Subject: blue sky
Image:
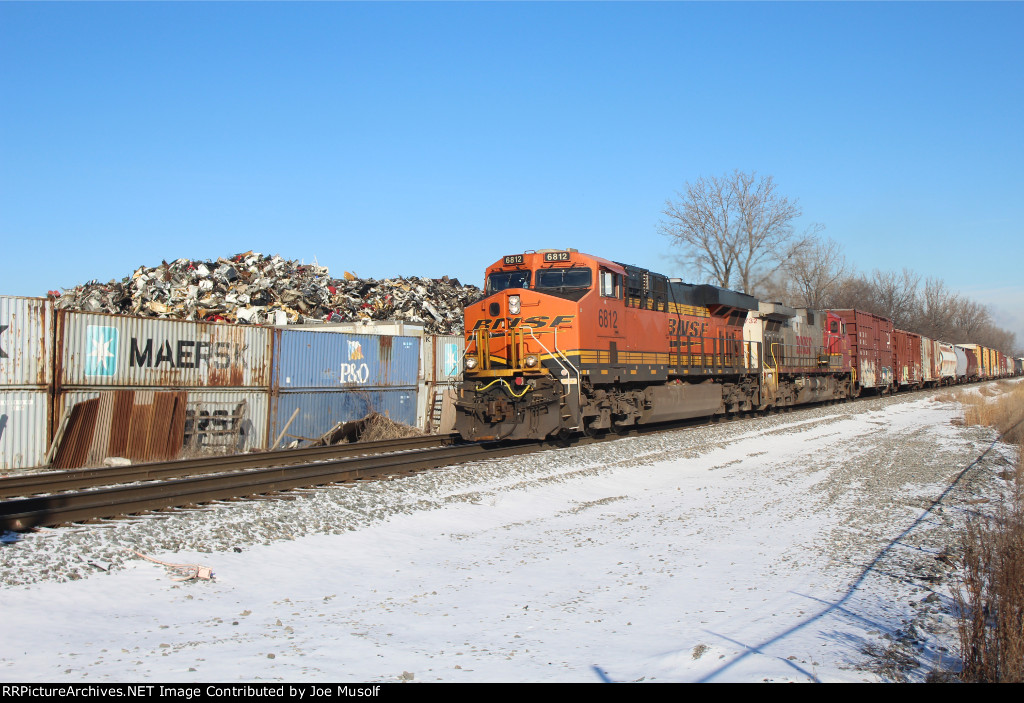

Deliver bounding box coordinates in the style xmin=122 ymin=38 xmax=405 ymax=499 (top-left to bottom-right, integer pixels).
xmin=2 ymin=2 xmax=1022 ymax=343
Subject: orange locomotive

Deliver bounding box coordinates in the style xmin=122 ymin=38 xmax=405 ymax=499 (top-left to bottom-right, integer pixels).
xmin=456 ymin=249 xmax=769 ymax=441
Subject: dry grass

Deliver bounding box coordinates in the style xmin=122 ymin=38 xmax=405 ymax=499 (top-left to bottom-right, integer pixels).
xmin=958 ymin=381 xmax=1024 ymax=446
xmin=949 ymin=380 xmax=1024 ymax=682
xmin=953 ymin=453 xmax=1024 ymax=682
xmin=357 ymin=412 xmax=423 ymax=442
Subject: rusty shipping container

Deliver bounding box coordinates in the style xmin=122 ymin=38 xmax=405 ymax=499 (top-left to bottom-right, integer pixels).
xmin=0 ymin=295 xmax=53 ymax=388
xmin=0 ymin=389 xmax=50 ymax=470
xmin=57 ymin=310 xmax=271 ymax=389
xmin=272 ymin=330 xmax=419 ymax=390
xmin=54 ymin=389 xmax=269 ymax=468
xmin=831 ymin=309 xmax=893 ymax=392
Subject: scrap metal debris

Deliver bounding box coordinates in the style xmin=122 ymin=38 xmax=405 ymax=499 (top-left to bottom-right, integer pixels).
xmin=52 ymin=251 xmax=481 ymax=334
xmin=131 ymin=549 xmax=215 ymax=581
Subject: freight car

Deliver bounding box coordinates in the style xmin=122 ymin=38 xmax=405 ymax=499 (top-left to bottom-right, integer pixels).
xmin=455 ymin=250 xmax=852 ymax=441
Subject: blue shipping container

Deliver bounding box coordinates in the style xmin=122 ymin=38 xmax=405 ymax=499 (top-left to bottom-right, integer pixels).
xmin=271 ymin=389 xmax=418 ymax=447
xmin=272 ymin=331 xmax=420 ymax=390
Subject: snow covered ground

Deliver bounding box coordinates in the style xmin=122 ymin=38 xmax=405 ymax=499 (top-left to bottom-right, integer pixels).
xmin=0 ymin=387 xmax=1019 ymax=683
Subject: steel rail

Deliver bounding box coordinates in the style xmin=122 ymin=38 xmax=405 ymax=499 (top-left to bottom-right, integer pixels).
xmin=0 ymin=440 xmax=555 ymax=532
xmin=0 ymin=434 xmax=458 ymax=499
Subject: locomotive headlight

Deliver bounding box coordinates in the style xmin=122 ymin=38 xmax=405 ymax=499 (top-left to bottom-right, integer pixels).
xmin=508 ymin=295 xmax=521 ymax=315
xmin=465 ymin=357 xmax=478 ymax=370
xmin=524 ymin=354 xmax=538 ymax=368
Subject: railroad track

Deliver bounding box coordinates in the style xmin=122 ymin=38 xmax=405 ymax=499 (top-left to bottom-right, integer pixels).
xmin=0 ymin=433 xmax=458 ymax=499
xmin=0 ymin=436 xmax=546 ymax=532
xmin=0 ymin=381 xmax=998 ymax=533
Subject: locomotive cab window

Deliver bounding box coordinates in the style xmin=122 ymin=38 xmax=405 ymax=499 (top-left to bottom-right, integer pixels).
xmin=535 ymin=267 xmax=592 ymax=291
xmin=486 ymin=270 xmax=531 ymax=294
xmin=599 ymin=270 xmax=621 ymax=298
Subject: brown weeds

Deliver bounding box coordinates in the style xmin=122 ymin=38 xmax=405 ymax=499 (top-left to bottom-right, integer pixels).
xmin=953 ymin=453 xmax=1024 ymax=682
xmin=357 ymin=412 xmax=424 ymax=442
xmin=951 ymin=379 xmax=1024 ymax=681
xmin=957 ymin=381 xmax=1024 ymax=446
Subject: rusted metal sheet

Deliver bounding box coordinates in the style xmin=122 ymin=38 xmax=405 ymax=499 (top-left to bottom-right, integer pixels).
xmin=0 ymin=296 xmax=52 ymax=388
xmin=272 ymin=330 xmax=420 ymax=390
xmin=57 ymin=310 xmax=271 ymax=389
xmin=0 ymin=389 xmax=50 ymax=471
xmin=270 ymin=388 xmax=417 ymax=448
xmin=56 ymin=389 xmax=269 ymax=468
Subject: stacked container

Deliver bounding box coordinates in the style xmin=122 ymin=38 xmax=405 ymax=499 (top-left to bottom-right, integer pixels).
xmin=54 ymin=310 xmax=272 ymax=466
xmin=270 ymin=330 xmax=420 ymax=447
xmin=0 ymin=296 xmax=53 ymax=470
xmin=418 ymin=334 xmax=465 ymax=434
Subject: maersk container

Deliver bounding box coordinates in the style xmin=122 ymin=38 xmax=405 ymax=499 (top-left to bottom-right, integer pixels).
xmin=422 ymin=334 xmax=465 ymax=383
xmin=270 ymin=388 xmax=417 ymax=448
xmin=272 ymin=330 xmax=419 ymax=390
xmin=56 ymin=388 xmax=269 ymax=467
xmin=0 ymin=296 xmax=52 ymax=388
xmin=57 ymin=310 xmax=271 ymax=389
xmin=0 ymin=389 xmax=50 ymax=470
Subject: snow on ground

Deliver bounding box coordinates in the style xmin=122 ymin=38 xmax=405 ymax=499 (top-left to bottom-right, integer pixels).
xmin=0 ymin=387 xmax=1019 ymax=682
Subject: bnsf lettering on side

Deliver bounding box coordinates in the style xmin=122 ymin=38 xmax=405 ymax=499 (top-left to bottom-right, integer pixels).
xmin=471 ymin=316 xmax=575 ymax=331
xmin=130 ymin=338 xmax=243 ymax=369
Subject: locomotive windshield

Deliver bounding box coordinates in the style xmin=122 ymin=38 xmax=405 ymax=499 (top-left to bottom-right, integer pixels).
xmin=487 ymin=270 xmax=531 ymax=293
xmin=535 ymin=267 xmax=592 ymax=291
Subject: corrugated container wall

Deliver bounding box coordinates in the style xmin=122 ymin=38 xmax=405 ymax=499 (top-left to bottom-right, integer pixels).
xmin=57 ymin=311 xmax=271 ymax=389
xmin=423 ymin=334 xmax=466 ymax=384
xmin=55 ymin=389 xmax=269 ymax=467
xmin=0 ymin=296 xmax=53 ymax=387
xmin=0 ymin=389 xmax=50 ymax=469
xmin=271 ymin=389 xmax=417 ymax=449
xmin=272 ymin=330 xmax=419 ymax=390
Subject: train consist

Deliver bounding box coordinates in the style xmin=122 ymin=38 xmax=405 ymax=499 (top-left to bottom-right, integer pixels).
xmin=454 ymin=249 xmax=1021 ymax=441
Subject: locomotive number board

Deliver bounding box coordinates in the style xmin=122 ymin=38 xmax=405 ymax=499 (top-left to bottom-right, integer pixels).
xmin=503 ymin=255 xmax=525 ymax=265
xmin=543 ymin=252 xmax=571 ymax=262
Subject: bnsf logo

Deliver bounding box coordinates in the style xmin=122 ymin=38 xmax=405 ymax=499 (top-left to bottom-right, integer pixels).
xmin=471 ymin=315 xmax=575 ymax=331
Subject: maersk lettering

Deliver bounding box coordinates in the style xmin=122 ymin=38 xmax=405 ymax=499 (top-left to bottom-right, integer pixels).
xmin=471 ymin=316 xmax=575 ymax=331
xmin=130 ymin=338 xmax=241 ymax=369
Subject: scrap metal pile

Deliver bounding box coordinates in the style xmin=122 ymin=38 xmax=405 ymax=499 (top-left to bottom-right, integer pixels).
xmin=52 ymin=251 xmax=482 ymax=334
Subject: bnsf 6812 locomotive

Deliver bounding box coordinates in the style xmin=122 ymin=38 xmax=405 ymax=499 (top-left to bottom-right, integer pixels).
xmin=454 ymin=249 xmax=854 ymax=441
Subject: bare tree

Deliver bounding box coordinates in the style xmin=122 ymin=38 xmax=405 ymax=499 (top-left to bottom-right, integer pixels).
xmin=912 ymin=277 xmax=961 ymax=340
xmin=866 ymin=268 xmax=921 ymax=329
xmin=949 ymin=298 xmax=993 ymax=342
xmin=660 ymin=170 xmax=810 ymax=294
xmin=780 ymin=230 xmax=847 ymax=309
